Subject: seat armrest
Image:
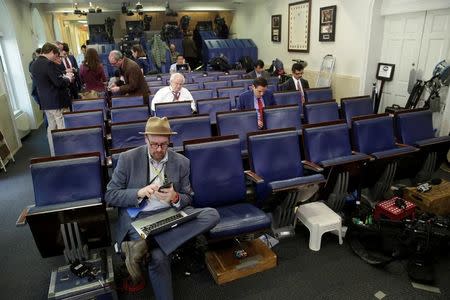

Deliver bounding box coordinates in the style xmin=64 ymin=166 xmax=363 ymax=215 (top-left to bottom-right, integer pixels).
xmin=395 ymin=142 xmax=410 ymax=148
xmin=269 ymin=174 xmax=326 ymax=193
xmin=302 ymin=160 xmax=324 ymax=172
xmin=106 ymin=156 xmax=112 ymax=167
xmin=244 ymin=170 xmax=264 ymax=184
xmin=16 ymin=205 xmax=34 ymax=227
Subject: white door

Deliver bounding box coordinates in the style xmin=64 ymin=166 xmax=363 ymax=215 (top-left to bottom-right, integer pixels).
xmin=379 ymin=12 xmax=426 ymax=110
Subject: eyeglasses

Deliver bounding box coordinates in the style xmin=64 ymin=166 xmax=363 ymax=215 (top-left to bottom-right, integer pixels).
xmin=149 ymin=142 xmax=169 ymax=149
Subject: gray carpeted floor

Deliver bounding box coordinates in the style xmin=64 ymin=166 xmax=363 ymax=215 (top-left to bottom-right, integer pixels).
xmin=0 ymin=125 xmax=449 ymax=300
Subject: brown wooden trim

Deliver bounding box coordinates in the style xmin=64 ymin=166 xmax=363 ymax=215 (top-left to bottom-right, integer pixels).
xmin=244 ymin=170 xmax=264 ymax=184
xmin=16 ymin=205 xmax=33 ymax=226
xmin=63 ymin=109 xmax=103 ymax=115
xmin=301 ymin=119 xmax=346 ymax=130
xmin=52 ymin=125 xmax=102 ymax=134
xmin=110 ymin=120 xmax=148 ymax=126
xmin=301 ymin=160 xmax=324 ymax=172
xmin=351 ymin=112 xmax=389 ymax=123
xmin=392 ymin=108 xmax=428 ymax=116
xmin=183 ymin=135 xmax=239 ymax=148
xmin=30 ymin=152 xmax=100 ymax=164
xmin=167 ymin=114 xmax=209 ymax=120
xmin=304 ymin=99 xmax=336 ymax=106
xmin=340 ymin=95 xmax=371 ymax=101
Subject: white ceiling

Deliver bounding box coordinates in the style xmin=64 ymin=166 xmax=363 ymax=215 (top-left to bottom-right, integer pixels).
xmin=28 ymin=0 xmax=249 ymax=12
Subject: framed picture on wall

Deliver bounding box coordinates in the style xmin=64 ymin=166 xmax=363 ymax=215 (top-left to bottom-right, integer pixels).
xmin=288 ymin=0 xmax=311 ymax=52
xmin=271 ymin=15 xmax=282 ymax=42
xmin=319 ymin=5 xmax=337 ymax=42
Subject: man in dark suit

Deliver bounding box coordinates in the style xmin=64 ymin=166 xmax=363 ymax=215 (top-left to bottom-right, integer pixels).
xmin=105 ymin=117 xmax=219 ymax=300
xmin=108 ymin=50 xmax=149 ymax=103
xmin=31 ymin=42 xmax=73 ymax=155
xmin=281 ymin=63 xmax=310 ymax=103
xmin=238 ymin=77 xmax=275 ymax=129
xmin=59 ymin=42 xmax=81 ymax=99
xmin=244 ymin=59 xmax=270 ymax=79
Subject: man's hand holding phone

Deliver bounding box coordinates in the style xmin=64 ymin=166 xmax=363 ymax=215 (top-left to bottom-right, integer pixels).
xmin=137 ymin=183 xmax=159 ymax=199
xmin=154 ymin=182 xmax=176 ymax=204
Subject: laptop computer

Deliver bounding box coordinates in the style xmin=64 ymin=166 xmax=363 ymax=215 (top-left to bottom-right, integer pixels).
xmin=176 ymin=63 xmax=189 ymax=72
xmin=131 ymin=208 xmax=200 ymax=239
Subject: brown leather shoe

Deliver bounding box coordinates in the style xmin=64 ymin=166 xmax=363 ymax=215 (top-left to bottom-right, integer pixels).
xmin=121 ymin=240 xmax=148 ymax=283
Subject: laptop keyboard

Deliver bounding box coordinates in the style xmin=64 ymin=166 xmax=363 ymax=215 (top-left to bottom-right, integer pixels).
xmin=141 ymin=213 xmax=184 ymax=235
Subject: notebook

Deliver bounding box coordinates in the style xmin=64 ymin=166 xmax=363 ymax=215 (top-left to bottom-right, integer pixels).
xmin=131 ymin=208 xmax=200 ymax=239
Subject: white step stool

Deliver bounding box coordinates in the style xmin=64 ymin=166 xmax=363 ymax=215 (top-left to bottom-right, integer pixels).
xmin=296 ymin=201 xmax=343 ymax=251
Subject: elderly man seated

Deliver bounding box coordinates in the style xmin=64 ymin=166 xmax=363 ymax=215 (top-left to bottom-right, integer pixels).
xmin=151 ymin=73 xmax=196 ymax=113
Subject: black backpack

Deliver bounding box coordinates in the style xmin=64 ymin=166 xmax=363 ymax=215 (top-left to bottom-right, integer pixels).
xmin=239 ymin=56 xmax=254 ymax=73
xmin=209 ymin=55 xmax=231 ymax=72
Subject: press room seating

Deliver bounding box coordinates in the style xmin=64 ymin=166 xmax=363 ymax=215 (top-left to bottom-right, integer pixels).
xmin=168 ymin=115 xmax=212 ymax=152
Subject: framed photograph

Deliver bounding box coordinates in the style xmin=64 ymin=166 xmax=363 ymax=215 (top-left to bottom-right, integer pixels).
xmin=319 ymin=5 xmax=337 ymax=42
xmin=376 ymin=63 xmax=395 ymax=81
xmin=271 ymin=15 xmax=282 ymax=43
xmin=288 ymin=0 xmax=311 ymax=52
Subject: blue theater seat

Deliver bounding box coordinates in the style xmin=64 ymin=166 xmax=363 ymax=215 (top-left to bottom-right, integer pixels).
xmin=197 ymin=98 xmax=231 ymax=124
xmin=190 ymin=89 xmax=214 ymax=100
xmin=110 ymin=120 xmax=146 ymax=149
xmin=305 ymin=87 xmax=333 ymax=103
xmin=394 ymin=109 xmax=450 ymax=182
xmin=341 ymin=95 xmax=373 ymax=127
xmin=63 ymin=110 xmax=104 ymax=133
xmin=217 ymin=86 xmax=246 ymax=108
xmin=203 ymin=80 xmax=230 ymax=95
xmin=229 ymin=70 xmax=246 ymax=75
xmin=183 ymin=83 xmax=201 ymax=91
xmin=110 ymin=147 xmax=135 ymax=170
xmin=192 ymin=75 xmax=218 ymax=84
xmin=149 ymin=85 xmax=166 ymax=95
xmin=264 ymin=105 xmax=302 ymax=130
xmin=273 ymin=91 xmax=302 ymax=106
xmin=155 ymin=101 xmax=193 ymax=118
xmin=232 ymin=78 xmax=253 ymax=88
xmin=218 ymin=74 xmax=240 ymax=81
xmin=184 ymin=136 xmax=271 ymax=239
xmin=168 ymin=115 xmax=212 ymax=152
xmin=267 ymin=77 xmax=279 ymax=86
xmin=52 ymin=126 xmax=106 ymax=163
xmin=110 ymin=105 xmax=149 ymax=123
xmin=304 ymin=100 xmax=340 ymax=124
xmin=302 ymin=121 xmax=371 ymax=211
xmin=147 ymin=81 xmax=165 ymax=87
xmin=352 ymin=114 xmax=419 ymax=201
xmin=72 ymin=99 xmax=105 ymax=112
xmin=111 ymin=95 xmax=145 ymax=108
xmin=216 ymin=110 xmax=258 ymax=154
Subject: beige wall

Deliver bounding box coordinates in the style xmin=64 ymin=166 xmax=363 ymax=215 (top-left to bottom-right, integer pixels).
xmin=0 ymin=94 xmax=19 ymax=153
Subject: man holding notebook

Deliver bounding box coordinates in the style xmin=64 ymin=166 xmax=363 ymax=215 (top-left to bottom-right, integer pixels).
xmin=105 ymin=117 xmax=219 ymax=300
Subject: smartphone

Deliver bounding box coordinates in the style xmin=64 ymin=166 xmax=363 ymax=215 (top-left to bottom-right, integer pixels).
xmin=158 ymin=182 xmax=172 ymax=192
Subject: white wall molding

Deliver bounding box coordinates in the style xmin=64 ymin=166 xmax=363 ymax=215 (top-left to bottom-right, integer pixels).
xmin=381 ymin=0 xmax=450 ymax=16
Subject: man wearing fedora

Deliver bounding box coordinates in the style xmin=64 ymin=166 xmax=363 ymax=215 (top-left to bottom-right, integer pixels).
xmin=105 ymin=116 xmax=220 ymax=300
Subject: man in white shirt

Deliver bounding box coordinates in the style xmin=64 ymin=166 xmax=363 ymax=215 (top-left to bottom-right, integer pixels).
xmin=151 ymin=73 xmax=196 ymax=113
xmin=169 ymin=55 xmax=191 ymax=74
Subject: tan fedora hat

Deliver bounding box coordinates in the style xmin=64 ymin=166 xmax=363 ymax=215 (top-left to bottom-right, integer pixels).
xmin=139 ymin=117 xmax=177 ymax=135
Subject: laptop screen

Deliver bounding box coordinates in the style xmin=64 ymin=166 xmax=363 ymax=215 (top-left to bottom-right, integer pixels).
xmin=176 ymin=64 xmax=189 ymax=72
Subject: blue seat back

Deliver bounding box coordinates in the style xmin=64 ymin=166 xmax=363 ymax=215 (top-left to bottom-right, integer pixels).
xmin=111 ymin=105 xmax=149 ymax=123
xmin=267 ymin=84 xmax=277 ymax=93
xmin=169 ymin=115 xmax=212 ymax=149
xmin=190 ymin=89 xmax=214 ymax=100
xmin=248 ymin=130 xmax=304 ymax=203
xmin=110 ymin=121 xmax=146 ymax=149
xmin=217 ymin=87 xmax=246 ymax=108
xmin=232 ymin=78 xmax=253 ymax=87
xmin=149 ymin=85 xmax=166 ymax=95
xmin=218 ymin=74 xmax=240 ymax=81
xmin=52 ymin=127 xmax=105 ymax=162
xmin=217 ymin=110 xmax=258 ymax=152
xmin=155 ymin=101 xmax=192 ymax=118
xmin=203 ymin=80 xmax=230 ymax=95
xmin=184 ymin=137 xmax=246 ymax=207
xmin=197 ymin=98 xmax=231 ymax=124
xmin=304 ymin=101 xmax=340 ymax=124
xmin=267 ymin=77 xmax=279 ymax=86
xmin=183 ymin=83 xmax=200 ymax=91
xmin=395 ymin=110 xmax=434 ymax=145
xmin=352 ymin=115 xmax=396 ymax=154
xmin=111 ymin=95 xmax=144 ymax=108
xmin=264 ymin=105 xmax=302 ymax=130
xmin=229 ymin=70 xmax=246 ymax=75
xmin=303 ymin=123 xmax=352 ymax=164
xmin=147 ymin=81 xmax=164 ymax=87
xmin=305 ymin=88 xmax=333 ymax=103
xmin=192 ymin=75 xmax=217 ymax=84
xmin=64 ymin=110 xmax=104 ymax=131
xmin=31 ymin=154 xmax=102 ymax=207
xmin=341 ymin=96 xmax=373 ymax=126
xmin=273 ymin=91 xmax=302 ymax=106
xmin=72 ymin=99 xmax=105 ymax=112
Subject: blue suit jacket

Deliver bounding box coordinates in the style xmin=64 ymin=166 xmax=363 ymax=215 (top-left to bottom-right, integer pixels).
xmin=105 ymin=145 xmax=193 ymax=244
xmin=238 ymin=90 xmax=275 ymax=110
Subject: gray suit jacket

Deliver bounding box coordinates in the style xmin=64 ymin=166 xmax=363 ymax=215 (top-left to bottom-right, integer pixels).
xmin=244 ymin=70 xmax=271 ymax=80
xmin=105 ymin=145 xmax=193 ymax=243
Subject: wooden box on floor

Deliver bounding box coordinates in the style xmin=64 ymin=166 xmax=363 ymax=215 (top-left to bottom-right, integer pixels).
xmin=404 ymin=179 xmax=450 ymax=216
xmin=205 ymin=239 xmax=277 ymax=285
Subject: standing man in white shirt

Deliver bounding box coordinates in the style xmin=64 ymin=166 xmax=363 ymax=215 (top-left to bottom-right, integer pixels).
xmin=282 ymin=63 xmax=310 ymax=103
xmin=151 ymin=73 xmax=196 ymax=113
